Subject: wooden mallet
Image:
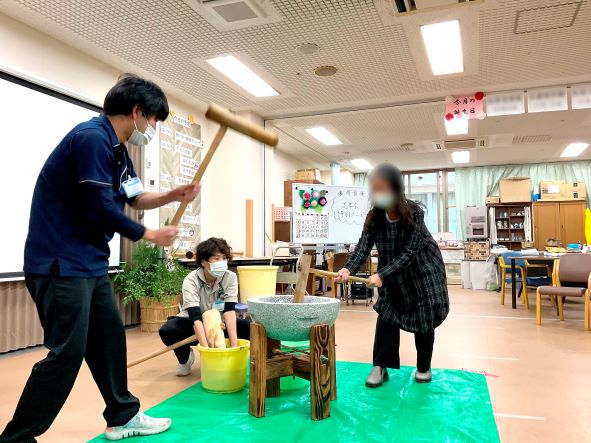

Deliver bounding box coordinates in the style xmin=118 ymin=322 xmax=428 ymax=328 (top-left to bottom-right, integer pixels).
xmin=292 ymin=256 xmax=372 ymax=303
xmin=127 ymin=105 xmax=278 ymax=369
xmin=169 ymin=103 xmax=279 ymax=226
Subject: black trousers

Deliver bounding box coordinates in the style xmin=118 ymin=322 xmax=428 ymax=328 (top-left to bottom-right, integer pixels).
xmin=0 ymin=273 xmax=139 ymax=443
xmin=373 ymin=316 xmax=435 ymax=373
xmin=159 ymin=316 xmax=251 ymax=364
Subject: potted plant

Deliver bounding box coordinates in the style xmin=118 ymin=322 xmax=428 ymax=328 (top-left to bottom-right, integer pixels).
xmin=114 ymin=241 xmax=188 ymax=332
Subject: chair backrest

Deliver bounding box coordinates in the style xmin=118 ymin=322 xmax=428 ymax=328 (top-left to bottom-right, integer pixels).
xmin=499 ymin=251 xmax=525 ymax=267
xmin=559 ymin=254 xmax=591 ymax=284
xmin=333 ymin=252 xmax=350 ymax=270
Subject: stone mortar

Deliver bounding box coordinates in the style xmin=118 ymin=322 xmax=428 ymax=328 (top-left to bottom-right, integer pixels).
xmin=247 ymin=295 xmax=340 ymax=341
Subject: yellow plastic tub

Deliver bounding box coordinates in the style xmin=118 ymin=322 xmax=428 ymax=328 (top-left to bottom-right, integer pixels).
xmin=197 ymin=339 xmax=250 ymax=393
xmin=237 ymin=266 xmax=278 ymax=303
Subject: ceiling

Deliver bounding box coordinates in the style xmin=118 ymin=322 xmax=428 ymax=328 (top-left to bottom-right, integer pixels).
xmin=268 ymin=102 xmax=591 ymax=170
xmin=2 ymin=0 xmax=591 ymax=171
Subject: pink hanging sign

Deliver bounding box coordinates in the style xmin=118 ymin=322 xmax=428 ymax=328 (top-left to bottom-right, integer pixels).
xmin=445 ymin=92 xmax=486 ymax=120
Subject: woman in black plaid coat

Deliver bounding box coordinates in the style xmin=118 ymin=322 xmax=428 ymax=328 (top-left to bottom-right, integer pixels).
xmin=336 ymin=163 xmax=449 ymax=386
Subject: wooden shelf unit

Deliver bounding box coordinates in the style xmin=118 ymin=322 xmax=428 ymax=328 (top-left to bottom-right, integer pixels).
xmin=486 ymin=202 xmax=532 ymax=251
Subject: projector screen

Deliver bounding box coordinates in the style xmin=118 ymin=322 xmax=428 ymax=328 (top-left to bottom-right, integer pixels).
xmin=0 ymin=75 xmax=120 ymax=277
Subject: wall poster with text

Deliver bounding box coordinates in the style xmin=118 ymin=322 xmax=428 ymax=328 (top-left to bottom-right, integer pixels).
xmin=159 ymin=111 xmax=203 ymax=256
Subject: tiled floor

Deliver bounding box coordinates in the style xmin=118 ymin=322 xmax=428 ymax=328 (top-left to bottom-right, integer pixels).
xmin=1 ymin=287 xmax=590 ymax=442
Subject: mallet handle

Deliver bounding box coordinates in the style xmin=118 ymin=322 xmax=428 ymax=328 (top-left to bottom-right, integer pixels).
xmin=170 ymin=125 xmax=227 ymax=226
xmin=206 ymin=103 xmax=278 ymax=147
xmin=127 ymin=334 xmax=197 ymax=368
xmin=309 ymin=269 xmax=372 ymax=285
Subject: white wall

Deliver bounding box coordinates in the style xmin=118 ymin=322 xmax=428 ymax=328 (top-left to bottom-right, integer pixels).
xmin=201 ymin=111 xmax=266 ymax=255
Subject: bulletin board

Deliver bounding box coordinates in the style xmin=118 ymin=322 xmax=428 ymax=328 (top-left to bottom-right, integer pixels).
xmin=159 ymin=111 xmax=203 ymax=254
xmin=291 ymin=184 xmax=370 ymax=244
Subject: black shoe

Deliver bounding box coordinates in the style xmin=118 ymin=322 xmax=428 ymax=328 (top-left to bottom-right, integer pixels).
xmin=365 ymin=366 xmax=389 ymax=388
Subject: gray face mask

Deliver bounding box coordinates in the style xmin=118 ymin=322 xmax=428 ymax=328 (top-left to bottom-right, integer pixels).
xmin=372 ymin=192 xmax=396 ymax=209
xmin=128 ymin=115 xmax=155 ymax=146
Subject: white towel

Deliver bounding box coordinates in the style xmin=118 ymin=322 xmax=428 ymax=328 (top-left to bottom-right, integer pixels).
xmin=489 ymin=207 xmax=498 ymax=244
xmin=524 ymin=207 xmax=532 ymax=242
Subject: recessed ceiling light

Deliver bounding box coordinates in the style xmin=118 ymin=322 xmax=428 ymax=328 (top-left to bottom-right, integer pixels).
xmin=314 ymin=66 xmax=338 ymax=77
xmin=206 ymin=55 xmax=279 ymax=97
xmin=420 ymin=20 xmax=464 ymax=75
xmin=451 ymin=150 xmax=470 ymax=164
xmin=351 ymin=158 xmax=373 ymax=171
xmin=561 ymin=142 xmax=589 ymax=158
xmin=445 ymin=117 xmax=468 ymax=136
xmin=305 ymin=127 xmax=342 ymax=145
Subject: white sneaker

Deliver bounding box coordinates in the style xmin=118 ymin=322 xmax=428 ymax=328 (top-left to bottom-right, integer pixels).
xmin=104 ymin=411 xmax=171 ymax=440
xmin=176 ymin=349 xmax=195 ymax=377
xmin=415 ymin=369 xmax=432 ymax=383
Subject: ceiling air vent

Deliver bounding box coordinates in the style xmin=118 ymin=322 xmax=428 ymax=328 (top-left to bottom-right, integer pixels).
xmin=512 ymin=135 xmax=552 ymax=144
xmin=373 ymin=143 xmax=417 ymax=154
xmin=185 ymin=0 xmax=282 ymax=31
xmin=392 ymin=0 xmax=480 ymax=15
xmin=432 ymin=138 xmax=487 ymax=151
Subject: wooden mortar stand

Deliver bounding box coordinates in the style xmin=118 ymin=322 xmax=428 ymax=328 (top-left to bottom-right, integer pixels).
xmin=249 ymin=254 xmax=337 ymax=420
xmin=249 ymin=323 xmax=336 ymax=420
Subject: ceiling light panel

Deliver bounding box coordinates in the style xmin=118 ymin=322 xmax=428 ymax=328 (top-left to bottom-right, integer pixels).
xmin=351 ymin=158 xmax=373 ymax=171
xmin=451 ymin=150 xmax=470 ymax=164
xmin=561 ymin=142 xmax=589 ymax=158
xmin=206 ymin=55 xmax=279 ymax=97
xmin=445 ymin=117 xmax=468 ymax=135
xmin=420 ymin=20 xmax=464 ymax=75
xmin=305 ymin=127 xmax=343 ymax=145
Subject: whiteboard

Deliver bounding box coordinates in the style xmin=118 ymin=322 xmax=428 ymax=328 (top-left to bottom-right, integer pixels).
xmin=0 ymin=76 xmax=120 ymax=275
xmin=291 ymin=184 xmax=370 ymax=244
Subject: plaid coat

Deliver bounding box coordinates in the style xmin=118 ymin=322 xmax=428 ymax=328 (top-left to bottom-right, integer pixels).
xmin=346 ymin=208 xmax=449 ymax=333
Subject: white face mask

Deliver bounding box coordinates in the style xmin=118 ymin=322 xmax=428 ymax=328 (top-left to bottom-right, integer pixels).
xmin=128 ymin=115 xmax=155 ymax=146
xmin=372 ymin=192 xmax=396 ymax=209
xmin=209 ymin=260 xmax=228 ymax=278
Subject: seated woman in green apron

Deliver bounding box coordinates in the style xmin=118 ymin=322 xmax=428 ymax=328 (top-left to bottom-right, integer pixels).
xmin=336 ymin=163 xmax=449 ymax=386
xmin=159 ymin=238 xmax=250 ymax=376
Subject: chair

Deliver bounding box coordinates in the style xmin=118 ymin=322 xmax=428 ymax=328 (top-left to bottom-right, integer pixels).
xmin=498 ymin=251 xmax=552 ymax=309
xmin=536 ymin=254 xmax=591 ymax=330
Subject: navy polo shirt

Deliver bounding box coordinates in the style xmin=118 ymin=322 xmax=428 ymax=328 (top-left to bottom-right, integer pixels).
xmin=24 ymin=115 xmax=145 ymax=277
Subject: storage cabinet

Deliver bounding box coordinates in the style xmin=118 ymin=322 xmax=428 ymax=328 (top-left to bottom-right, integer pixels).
xmin=533 ymin=200 xmax=586 ymax=250
xmin=487 ymin=203 xmax=531 ymax=250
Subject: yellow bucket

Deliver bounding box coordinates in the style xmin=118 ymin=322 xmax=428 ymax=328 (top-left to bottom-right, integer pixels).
xmin=197 ymin=339 xmax=250 ymax=393
xmin=237 ymin=266 xmax=278 ymax=303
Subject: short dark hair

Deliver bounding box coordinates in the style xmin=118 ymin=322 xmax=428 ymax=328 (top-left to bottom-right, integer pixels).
xmin=103 ymin=73 xmax=169 ymax=121
xmin=196 ymin=238 xmax=233 ymax=266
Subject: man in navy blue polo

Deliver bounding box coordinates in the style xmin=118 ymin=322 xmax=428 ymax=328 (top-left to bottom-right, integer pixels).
xmin=1 ymin=74 xmax=199 ymax=442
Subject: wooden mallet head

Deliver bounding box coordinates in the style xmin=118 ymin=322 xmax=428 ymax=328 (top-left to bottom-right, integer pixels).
xmin=205 ymin=103 xmax=279 ymax=147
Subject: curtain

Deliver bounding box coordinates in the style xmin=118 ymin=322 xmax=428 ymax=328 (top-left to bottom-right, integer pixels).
xmin=354 ymin=173 xmax=368 ymax=187
xmin=455 ymin=160 xmax=591 ymax=239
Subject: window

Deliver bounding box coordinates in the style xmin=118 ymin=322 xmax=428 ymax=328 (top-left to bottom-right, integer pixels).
xmin=405 ymin=170 xmax=455 ymax=236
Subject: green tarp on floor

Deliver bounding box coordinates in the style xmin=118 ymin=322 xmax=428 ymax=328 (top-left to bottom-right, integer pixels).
xmin=89 ymin=362 xmax=499 ymax=443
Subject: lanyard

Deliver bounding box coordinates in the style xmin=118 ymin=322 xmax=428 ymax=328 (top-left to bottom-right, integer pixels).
xmin=113 ymin=144 xmax=131 ymax=190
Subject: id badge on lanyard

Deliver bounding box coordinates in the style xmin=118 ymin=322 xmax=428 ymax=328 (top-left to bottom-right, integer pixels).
xmin=122 ymin=177 xmax=144 ymax=198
